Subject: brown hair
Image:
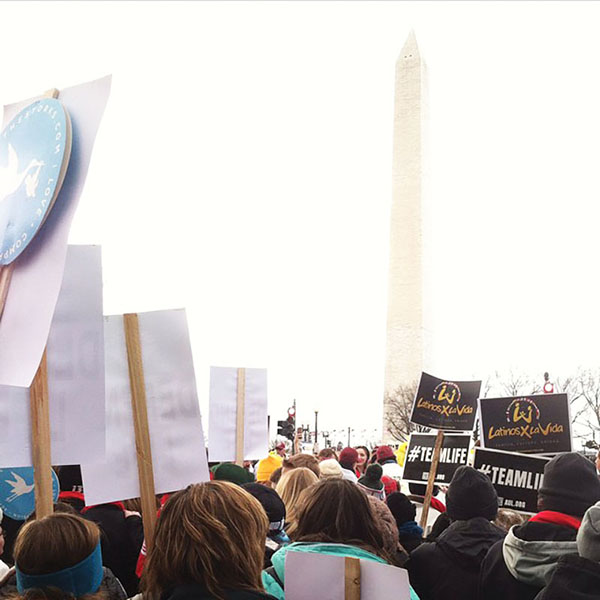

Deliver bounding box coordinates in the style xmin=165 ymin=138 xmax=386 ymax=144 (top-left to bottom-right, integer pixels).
xmin=141 ymin=482 xmax=268 ymax=600
xmin=282 ymin=454 xmax=320 ymax=477
xmin=275 ymin=467 xmax=318 ymax=534
xmin=14 ymin=513 xmax=100 ymax=576
xmin=291 ymin=479 xmax=388 ymax=560
xmin=269 ymin=467 xmax=282 ymax=487
xmin=317 ymin=448 xmax=338 ymax=462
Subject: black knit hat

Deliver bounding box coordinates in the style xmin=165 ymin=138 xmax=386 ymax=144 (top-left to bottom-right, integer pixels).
xmin=357 ymin=464 xmax=384 ymax=491
xmin=538 ymin=452 xmax=600 ymax=518
xmin=446 ymin=466 xmax=498 ymax=521
xmin=386 ymin=492 xmax=416 ymax=525
xmin=242 ymin=483 xmax=286 ymax=533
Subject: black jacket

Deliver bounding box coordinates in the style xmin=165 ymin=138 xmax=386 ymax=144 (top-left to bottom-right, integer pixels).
xmin=479 ymin=521 xmax=578 ymax=600
xmin=162 ymin=583 xmax=277 ymax=600
xmin=407 ymin=517 xmax=505 ymax=600
xmin=534 ymin=554 xmax=600 ymax=600
xmin=83 ymin=504 xmax=144 ymax=597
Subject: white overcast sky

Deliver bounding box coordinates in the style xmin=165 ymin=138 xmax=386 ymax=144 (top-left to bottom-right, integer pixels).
xmin=1 ymin=1 xmax=599 ymax=443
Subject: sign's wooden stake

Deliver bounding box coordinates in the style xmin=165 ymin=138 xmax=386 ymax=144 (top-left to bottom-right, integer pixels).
xmin=0 ymin=264 xmax=14 ymax=320
xmin=420 ymin=429 xmax=444 ymax=530
xmin=344 ymin=556 xmax=361 ymax=600
xmin=235 ymin=368 xmax=246 ymax=466
xmin=124 ymin=313 xmax=158 ymax=551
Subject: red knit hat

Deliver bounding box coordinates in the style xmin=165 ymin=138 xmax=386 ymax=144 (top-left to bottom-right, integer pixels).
xmin=339 ymin=447 xmax=359 ymax=467
xmin=382 ymin=475 xmax=398 ymax=497
xmin=376 ymin=445 xmax=395 ymax=462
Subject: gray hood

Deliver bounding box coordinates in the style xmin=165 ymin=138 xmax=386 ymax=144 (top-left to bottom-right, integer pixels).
xmin=502 ymin=526 xmax=578 ymax=587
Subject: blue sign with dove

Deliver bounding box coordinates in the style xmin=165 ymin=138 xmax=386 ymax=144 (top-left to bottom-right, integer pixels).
xmin=0 ymin=466 xmax=59 ymax=520
xmin=0 ymin=98 xmax=71 ymax=265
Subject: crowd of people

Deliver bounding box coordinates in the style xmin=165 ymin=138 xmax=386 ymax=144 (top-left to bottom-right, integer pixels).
xmin=0 ymin=446 xmax=599 ymax=600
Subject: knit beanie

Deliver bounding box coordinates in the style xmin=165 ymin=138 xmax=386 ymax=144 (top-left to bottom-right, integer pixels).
xmin=339 ymin=447 xmax=359 ymax=469
xmin=242 ymin=483 xmax=286 ymax=534
xmin=386 ymin=492 xmax=417 ymax=526
xmin=577 ymin=501 xmax=600 ymax=562
xmin=446 ymin=466 xmax=498 ymax=521
xmin=256 ymin=454 xmax=283 ymax=482
xmin=319 ymin=459 xmax=344 ymax=480
xmin=538 ymin=452 xmax=600 ymax=518
xmin=213 ymin=463 xmax=255 ymax=486
xmin=357 ymin=464 xmax=384 ymax=491
xmin=376 ymin=446 xmax=395 ymax=462
xmin=382 ymin=476 xmax=399 ymax=497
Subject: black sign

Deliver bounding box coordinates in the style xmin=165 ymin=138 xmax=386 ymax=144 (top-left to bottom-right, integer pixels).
xmin=479 ymin=394 xmax=572 ymax=454
xmin=410 ymin=372 xmax=481 ymax=432
xmin=403 ymin=433 xmax=471 ymax=485
xmin=474 ymin=448 xmax=550 ymax=514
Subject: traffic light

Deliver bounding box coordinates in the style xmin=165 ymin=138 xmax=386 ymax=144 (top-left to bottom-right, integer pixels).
xmin=277 ymin=406 xmax=296 ymax=440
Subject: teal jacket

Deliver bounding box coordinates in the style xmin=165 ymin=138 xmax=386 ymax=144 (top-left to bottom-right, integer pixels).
xmin=262 ymin=542 xmax=419 ymax=600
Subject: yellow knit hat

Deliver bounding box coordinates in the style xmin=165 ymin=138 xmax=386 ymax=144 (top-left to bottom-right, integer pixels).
xmin=256 ymin=453 xmax=283 ymax=482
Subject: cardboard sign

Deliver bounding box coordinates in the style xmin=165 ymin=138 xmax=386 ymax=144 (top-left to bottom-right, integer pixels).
xmin=0 ymin=246 xmax=105 ymax=467
xmin=0 ymin=467 xmax=59 ymax=520
xmin=0 ymin=76 xmax=111 ymax=388
xmin=410 ymin=372 xmax=481 ymax=432
xmin=474 ymin=447 xmax=550 ymax=514
xmin=403 ymin=433 xmax=471 ymax=485
xmin=285 ymin=551 xmax=411 ymax=600
xmin=208 ymin=366 xmax=268 ymax=462
xmin=479 ymin=394 xmax=572 ymax=454
xmin=0 ymin=98 xmax=71 ymax=264
xmin=81 ymin=309 xmax=210 ymax=506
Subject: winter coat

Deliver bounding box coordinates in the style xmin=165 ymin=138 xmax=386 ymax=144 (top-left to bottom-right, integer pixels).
xmin=408 ymin=517 xmax=505 ymax=600
xmin=262 ymin=541 xmax=420 ymax=600
xmin=161 ymin=583 xmax=277 ymax=600
xmin=340 ymin=467 xmax=358 ymax=483
xmin=479 ymin=520 xmax=578 ymax=600
xmin=534 ymin=554 xmax=600 ymax=600
xmin=397 ymin=521 xmax=424 ymax=554
xmin=83 ymin=504 xmax=144 ymax=597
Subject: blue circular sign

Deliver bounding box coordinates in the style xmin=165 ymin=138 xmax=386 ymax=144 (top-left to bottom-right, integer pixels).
xmin=0 ymin=466 xmax=59 ymax=520
xmin=0 ymin=98 xmax=72 ymax=265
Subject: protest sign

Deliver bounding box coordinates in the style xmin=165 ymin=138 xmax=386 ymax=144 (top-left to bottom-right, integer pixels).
xmin=410 ymin=372 xmax=481 ymax=432
xmin=403 ymin=433 xmax=471 ymax=485
xmin=285 ymin=551 xmax=411 ymax=600
xmin=479 ymin=394 xmax=572 ymax=454
xmin=208 ymin=366 xmax=268 ymax=463
xmin=0 ymin=245 xmax=105 ymax=467
xmin=0 ymin=76 xmax=111 ymax=388
xmin=474 ymin=447 xmax=549 ymax=514
xmin=0 ymin=467 xmax=59 ymax=520
xmin=81 ymin=309 xmax=209 ymax=507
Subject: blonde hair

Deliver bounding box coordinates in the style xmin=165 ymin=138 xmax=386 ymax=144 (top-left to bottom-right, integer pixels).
xmin=276 ymin=467 xmax=318 ymax=534
xmin=141 ymin=481 xmax=268 ymax=600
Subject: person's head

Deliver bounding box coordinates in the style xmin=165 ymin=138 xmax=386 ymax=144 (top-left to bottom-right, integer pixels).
xmin=386 ymin=492 xmax=417 ymax=527
xmin=291 ymin=479 xmax=386 ymax=558
xmin=281 ymin=454 xmax=320 ymax=478
xmin=269 ymin=467 xmax=282 ymax=488
xmin=255 ymin=454 xmax=283 ymax=483
xmin=357 ymin=464 xmax=384 ymax=497
xmin=445 ymin=466 xmax=498 ymax=522
xmin=365 ymin=496 xmax=402 ymax=565
xmin=538 ymin=452 xmax=600 ymax=518
xmin=317 ymin=448 xmax=338 ymax=462
xmin=14 ymin=513 xmax=103 ymax=599
xmin=142 ymin=482 xmax=268 ymax=599
xmin=376 ymin=446 xmax=396 ymax=464
xmin=338 ymin=447 xmax=359 ymax=470
xmin=382 ymin=476 xmax=399 ymax=497
xmin=494 ymin=509 xmax=526 ymax=532
xmin=275 ymin=443 xmax=286 ymax=458
xmin=355 ymin=446 xmax=370 ymax=468
xmin=242 ymin=483 xmax=286 ymax=537
xmin=577 ymin=501 xmax=600 ymax=562
xmin=276 ymin=468 xmax=319 ymax=530
xmin=212 ymin=463 xmax=255 ymax=486
xmin=319 ymin=458 xmax=343 ymax=480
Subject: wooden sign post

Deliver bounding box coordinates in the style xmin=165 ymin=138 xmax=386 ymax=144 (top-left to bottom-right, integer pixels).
xmin=344 ymin=557 xmax=361 ymax=600
xmin=123 ymin=313 xmax=158 ymax=552
xmin=235 ymin=368 xmax=246 ymax=466
xmin=419 ymin=429 xmax=444 ymax=529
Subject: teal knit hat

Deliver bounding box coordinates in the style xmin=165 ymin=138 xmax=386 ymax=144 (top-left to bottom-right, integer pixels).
xmin=213 ymin=463 xmax=255 ymax=486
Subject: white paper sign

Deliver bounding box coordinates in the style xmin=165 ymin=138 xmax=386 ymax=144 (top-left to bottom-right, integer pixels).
xmin=0 ymin=76 xmax=111 ymax=388
xmin=208 ymin=366 xmax=268 ymax=462
xmin=0 ymin=245 xmax=105 ymax=467
xmin=81 ymin=309 xmax=210 ymax=506
xmin=285 ymin=552 xmax=411 ymax=600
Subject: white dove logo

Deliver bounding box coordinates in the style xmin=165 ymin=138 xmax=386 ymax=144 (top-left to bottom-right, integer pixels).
xmin=5 ymin=471 xmax=34 ymax=502
xmin=0 ymin=144 xmax=44 ymax=206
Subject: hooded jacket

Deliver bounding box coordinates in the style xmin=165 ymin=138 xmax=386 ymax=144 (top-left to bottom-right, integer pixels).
xmin=533 ymin=554 xmax=600 ymax=600
xmin=262 ymin=542 xmax=420 ymax=600
xmin=407 ymin=517 xmax=505 ymax=600
xmin=479 ymin=520 xmax=579 ymax=600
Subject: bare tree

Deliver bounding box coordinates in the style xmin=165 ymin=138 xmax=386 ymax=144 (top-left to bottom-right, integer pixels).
xmin=485 ymin=369 xmax=543 ymax=398
xmin=384 ymin=381 xmax=429 ymax=442
xmin=562 ymin=369 xmax=600 ymax=446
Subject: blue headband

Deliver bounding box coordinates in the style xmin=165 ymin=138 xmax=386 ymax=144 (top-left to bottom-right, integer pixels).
xmin=16 ymin=541 xmax=103 ymax=597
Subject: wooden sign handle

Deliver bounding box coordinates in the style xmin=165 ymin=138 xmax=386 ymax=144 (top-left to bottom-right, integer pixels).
xmin=344 ymin=556 xmax=361 ymax=600
xmin=419 ymin=429 xmax=444 ymax=530
xmin=124 ymin=313 xmax=158 ymax=551
xmin=235 ymin=368 xmax=246 ymax=466
xmin=0 ymin=264 xmax=14 ymax=320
